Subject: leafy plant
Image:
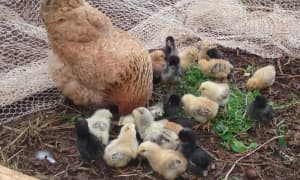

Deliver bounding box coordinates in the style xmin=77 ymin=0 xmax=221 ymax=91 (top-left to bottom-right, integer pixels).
xmin=175 ymin=65 xmax=260 ymax=153
xmin=276 ymin=120 xmax=288 ymax=149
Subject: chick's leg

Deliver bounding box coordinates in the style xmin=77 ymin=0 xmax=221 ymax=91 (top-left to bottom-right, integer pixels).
xmin=202 ymin=120 xmax=212 ymax=132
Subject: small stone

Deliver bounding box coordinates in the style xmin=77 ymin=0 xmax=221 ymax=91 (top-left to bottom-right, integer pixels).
xmin=246 ymin=168 xmax=258 ymax=179
xmin=244 ymin=73 xmax=251 ymax=77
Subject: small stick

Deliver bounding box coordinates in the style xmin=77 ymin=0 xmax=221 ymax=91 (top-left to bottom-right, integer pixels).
xmin=7 ymin=149 xmax=24 ymax=162
xmin=2 ymin=127 xmax=29 ymax=152
xmin=224 ymin=135 xmax=283 ymax=180
xmin=277 ymin=59 xmax=283 ymax=75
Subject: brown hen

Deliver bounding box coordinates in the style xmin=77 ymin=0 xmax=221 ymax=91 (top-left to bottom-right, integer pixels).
xmin=41 ymin=0 xmax=152 ymax=115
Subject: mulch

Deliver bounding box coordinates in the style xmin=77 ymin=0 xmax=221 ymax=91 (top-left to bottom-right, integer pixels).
xmin=0 ymin=45 xmax=299 ymax=180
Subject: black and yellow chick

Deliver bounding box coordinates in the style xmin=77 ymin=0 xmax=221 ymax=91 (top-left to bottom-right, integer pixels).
xmin=164 ymin=36 xmax=178 ymax=57
xmin=178 ymin=128 xmax=214 ymax=177
xmin=163 ymin=94 xmax=182 ymax=117
xmin=206 ymin=48 xmax=224 ymax=59
xmin=161 ymin=55 xmax=183 ymax=92
xmin=75 ymin=118 xmax=104 ymax=163
xmin=247 ymin=95 xmax=275 ymax=124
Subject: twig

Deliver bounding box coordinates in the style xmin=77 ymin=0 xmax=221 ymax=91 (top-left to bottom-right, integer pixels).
xmin=276 ymin=75 xmax=300 ymax=79
xmin=7 ymin=149 xmax=24 ymax=162
xmin=277 ymin=59 xmax=283 ymax=75
xmin=114 ymin=174 xmax=139 ymax=178
xmin=224 ymin=135 xmax=283 ymax=180
xmin=2 ymin=127 xmax=29 ymax=152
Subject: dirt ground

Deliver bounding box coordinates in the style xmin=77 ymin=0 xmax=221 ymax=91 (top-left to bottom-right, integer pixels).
xmin=0 ymin=46 xmax=299 ymax=180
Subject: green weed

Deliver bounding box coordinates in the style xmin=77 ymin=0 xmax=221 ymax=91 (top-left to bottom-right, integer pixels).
xmin=175 ymin=65 xmax=260 ymax=153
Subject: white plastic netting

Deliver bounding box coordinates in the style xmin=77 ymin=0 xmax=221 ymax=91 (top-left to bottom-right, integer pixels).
xmin=1 ymin=0 xmax=299 ymax=124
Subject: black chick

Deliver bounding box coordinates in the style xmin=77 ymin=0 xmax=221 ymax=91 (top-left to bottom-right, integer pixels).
xmin=164 ymin=36 xmax=178 ymax=57
xmin=178 ymin=128 xmax=214 ymax=177
xmin=163 ymin=94 xmax=182 ymax=117
xmin=107 ymin=104 xmax=119 ymax=121
xmin=167 ymin=116 xmax=195 ymax=129
xmin=161 ymin=55 xmax=182 ymax=90
xmin=75 ymin=118 xmax=104 ymax=163
xmin=247 ymin=95 xmax=275 ymax=123
xmin=206 ymin=48 xmax=224 ymax=59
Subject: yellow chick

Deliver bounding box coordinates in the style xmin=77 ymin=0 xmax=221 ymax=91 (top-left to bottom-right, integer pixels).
xmin=198 ymin=58 xmax=233 ymax=82
xmin=198 ymin=81 xmax=230 ymax=106
xmin=132 ymin=107 xmax=179 ymax=150
xmin=182 ymin=94 xmax=219 ymax=131
xmin=103 ymin=123 xmax=138 ymax=167
xmin=246 ymin=65 xmax=276 ymax=91
xmin=179 ymin=47 xmax=198 ymax=71
xmin=86 ymin=109 xmax=112 ymax=145
xmin=150 ymin=50 xmax=167 ymax=84
xmin=118 ymin=114 xmax=135 ymax=126
xmin=138 ymin=141 xmax=187 ymax=180
xmin=198 ymin=39 xmax=217 ymax=60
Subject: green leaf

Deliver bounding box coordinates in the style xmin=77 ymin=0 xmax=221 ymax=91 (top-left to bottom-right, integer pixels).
xmin=231 ymin=140 xmax=247 ymax=153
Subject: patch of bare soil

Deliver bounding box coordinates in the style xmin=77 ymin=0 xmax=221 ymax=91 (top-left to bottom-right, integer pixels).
xmin=1 ymin=46 xmax=300 ymax=180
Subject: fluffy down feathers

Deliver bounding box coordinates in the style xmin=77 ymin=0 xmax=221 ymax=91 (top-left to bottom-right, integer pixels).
xmin=138 ymin=141 xmax=187 ymax=180
xmin=198 ymin=39 xmax=217 ymax=60
xmin=198 ymin=81 xmax=230 ymax=106
xmin=103 ymin=123 xmax=138 ymax=167
xmin=41 ymin=0 xmax=152 ymax=115
xmin=132 ymin=107 xmax=179 ymax=149
xmin=246 ymin=65 xmax=276 ymax=91
xmin=150 ymin=50 xmax=166 ymax=84
xmin=75 ymin=118 xmax=104 ymax=163
xmin=163 ymin=94 xmax=182 ymax=117
xmin=178 ymin=128 xmax=213 ymax=176
xmin=198 ymin=58 xmax=233 ymax=82
xmin=158 ymin=119 xmax=184 ymax=134
xmin=182 ymin=94 xmax=219 ymax=123
xmin=86 ymin=109 xmax=112 ymax=145
xmin=118 ymin=114 xmax=135 ymax=126
xmin=247 ymin=96 xmax=275 ymax=123
xmin=179 ymin=47 xmax=198 ymax=71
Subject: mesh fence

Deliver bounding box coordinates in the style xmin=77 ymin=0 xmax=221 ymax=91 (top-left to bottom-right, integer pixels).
xmin=0 ymin=0 xmax=299 ymax=124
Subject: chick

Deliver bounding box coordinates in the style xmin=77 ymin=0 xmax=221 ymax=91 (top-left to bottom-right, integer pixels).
xmin=148 ymin=102 xmax=164 ymax=120
xmin=164 ymin=36 xmax=178 ymax=57
xmin=206 ymin=48 xmax=224 ymax=59
xmin=246 ymin=65 xmax=276 ymax=91
xmin=158 ymin=119 xmax=184 ymax=134
xmin=198 ymin=39 xmax=217 ymax=60
xmin=132 ymin=107 xmax=179 ymax=149
xmin=103 ymin=123 xmax=138 ymax=167
xmin=198 ymin=58 xmax=233 ymax=82
xmin=182 ymin=94 xmax=219 ymax=131
xmin=161 ymin=55 xmax=183 ymax=91
xmin=247 ymin=95 xmax=275 ymax=124
xmin=178 ymin=128 xmax=214 ymax=177
xmin=198 ymin=81 xmax=230 ymax=106
xmin=163 ymin=94 xmax=182 ymax=117
xmin=138 ymin=141 xmax=187 ymax=180
xmin=167 ymin=116 xmax=195 ymax=129
xmin=119 ymin=114 xmax=135 ymax=126
xmin=86 ymin=109 xmax=112 ymax=145
xmin=179 ymin=47 xmax=198 ymax=71
xmin=150 ymin=50 xmax=167 ymax=84
xmin=75 ymin=118 xmax=104 ymax=163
